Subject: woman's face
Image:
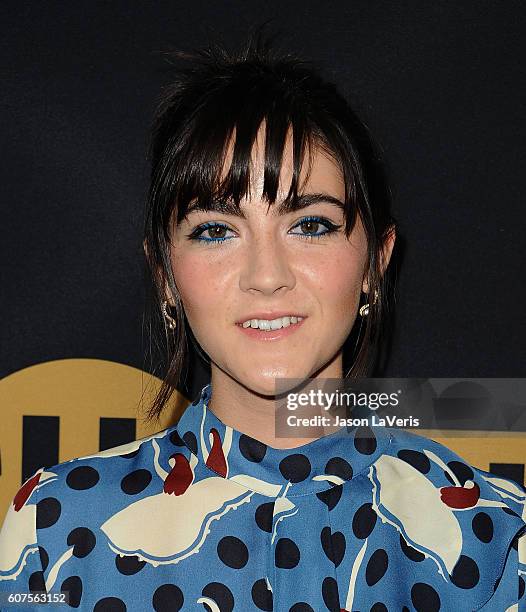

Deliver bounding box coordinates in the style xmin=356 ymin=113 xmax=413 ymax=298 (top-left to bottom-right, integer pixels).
xmin=168 ymin=125 xmax=384 ymax=396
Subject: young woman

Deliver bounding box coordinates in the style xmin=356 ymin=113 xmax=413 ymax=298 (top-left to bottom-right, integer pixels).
xmin=1 ymin=34 xmax=525 ymax=612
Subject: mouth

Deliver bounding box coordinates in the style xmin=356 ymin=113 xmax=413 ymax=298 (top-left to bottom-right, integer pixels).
xmin=235 ymin=312 xmax=307 ymax=326
xmin=235 ymin=315 xmax=307 ymax=341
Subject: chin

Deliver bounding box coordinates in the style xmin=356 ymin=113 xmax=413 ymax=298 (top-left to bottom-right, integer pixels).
xmin=244 ymin=370 xmax=311 ymax=397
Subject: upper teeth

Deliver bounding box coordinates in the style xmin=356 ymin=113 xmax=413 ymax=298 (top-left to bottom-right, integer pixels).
xmin=241 ymin=316 xmax=303 ymax=330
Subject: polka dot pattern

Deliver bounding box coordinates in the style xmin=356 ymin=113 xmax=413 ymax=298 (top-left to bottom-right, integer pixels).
xmin=365 ymin=548 xmax=388 ymax=586
xmin=152 ymin=584 xmax=184 ymax=611
xmin=217 ymin=536 xmax=249 ymax=569
xmin=239 ymin=435 xmax=267 ymax=463
xmin=169 ymin=430 xmax=185 ymax=447
xmin=251 ymin=578 xmax=273 ymax=611
xmin=289 ymin=603 xmax=314 ymax=612
xmin=320 ymin=526 xmax=345 ymax=567
xmin=397 ymin=449 xmax=430 ymax=474
xmin=93 ymin=597 xmax=126 ymax=611
xmin=36 ymin=497 xmax=61 ymax=528
xmin=61 ymin=575 xmax=82 ymax=607
xmin=201 ymin=582 xmax=234 ymax=612
xmin=275 ymin=538 xmax=300 ymax=569
xmin=354 ymin=425 xmax=377 ymax=455
xmin=38 ymin=545 xmax=49 ymax=571
xmin=120 ymin=469 xmax=152 ymax=495
xmin=28 ymin=570 xmax=46 ymax=593
xmin=316 ymin=484 xmax=342 ymax=511
xmin=255 ymin=502 xmax=274 ymax=533
xmin=399 ymin=533 xmax=425 ymax=562
xmin=352 ymin=502 xmax=377 ymax=539
xmin=3 ymin=382 xmax=524 ymax=612
xmin=472 ymin=511 xmax=494 ymax=543
xmin=411 ymin=582 xmax=441 ymax=612
xmin=321 ymin=576 xmax=340 ymax=612
xmin=67 ymin=527 xmax=96 ymax=558
xmin=115 ymin=554 xmax=146 ymax=575
xmin=182 ymin=430 xmax=198 ymax=455
xmin=279 ymin=455 xmax=311 ymax=483
xmin=447 ymin=460 xmax=474 ymax=485
xmin=66 ymin=466 xmax=100 ymax=490
xmin=450 ymin=554 xmax=480 ymax=589
xmin=324 ymin=457 xmax=353 ymax=481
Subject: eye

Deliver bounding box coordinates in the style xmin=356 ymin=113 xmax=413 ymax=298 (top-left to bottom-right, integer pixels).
xmin=186 ymin=222 xmax=235 ymax=244
xmin=185 ymin=215 xmax=342 ymax=246
xmin=289 ymin=216 xmax=342 ymax=240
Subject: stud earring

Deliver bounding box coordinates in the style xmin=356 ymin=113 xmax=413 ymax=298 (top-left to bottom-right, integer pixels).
xmin=359 ymin=288 xmax=379 ymax=317
xmin=161 ymin=300 xmax=177 ymax=330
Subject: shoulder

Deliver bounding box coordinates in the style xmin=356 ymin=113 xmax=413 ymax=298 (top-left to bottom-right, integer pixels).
xmin=0 ymin=427 xmax=186 ymax=586
xmin=31 ymin=426 xmax=178 ymax=503
xmin=368 ymin=427 xmax=526 ymax=608
xmin=4 ymin=425 xmax=181 ymax=534
xmin=382 ymin=426 xmax=526 ymax=512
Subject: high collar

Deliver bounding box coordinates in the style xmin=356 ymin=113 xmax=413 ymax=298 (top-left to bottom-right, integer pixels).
xmin=175 ymin=382 xmax=393 ymax=497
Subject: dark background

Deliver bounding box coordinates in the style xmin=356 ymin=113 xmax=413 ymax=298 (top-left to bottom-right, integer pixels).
xmin=2 ymin=1 xmax=525 ymax=404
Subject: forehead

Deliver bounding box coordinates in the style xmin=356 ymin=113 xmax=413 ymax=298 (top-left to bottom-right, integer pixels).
xmin=221 ymin=121 xmax=345 ymax=203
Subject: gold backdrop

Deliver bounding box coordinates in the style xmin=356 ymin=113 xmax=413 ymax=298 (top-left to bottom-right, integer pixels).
xmin=1 ymin=359 xmax=524 ymax=518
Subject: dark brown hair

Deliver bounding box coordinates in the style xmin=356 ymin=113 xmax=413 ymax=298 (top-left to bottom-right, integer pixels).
xmin=142 ymin=28 xmax=397 ymax=424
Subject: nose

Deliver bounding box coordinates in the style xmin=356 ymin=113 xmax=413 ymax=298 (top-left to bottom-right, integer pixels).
xmin=238 ymin=233 xmax=296 ymax=295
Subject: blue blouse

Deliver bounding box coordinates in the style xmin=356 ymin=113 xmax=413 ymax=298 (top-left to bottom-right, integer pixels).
xmin=1 ymin=382 xmax=525 ymax=611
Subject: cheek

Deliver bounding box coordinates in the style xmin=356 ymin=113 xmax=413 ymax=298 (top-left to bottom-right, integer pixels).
xmin=170 ymin=251 xmax=224 ymax=318
xmin=310 ymin=249 xmax=365 ymax=315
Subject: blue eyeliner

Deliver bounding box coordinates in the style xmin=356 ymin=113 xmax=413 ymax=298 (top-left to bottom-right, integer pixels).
xmin=186 ymin=215 xmax=342 ymax=244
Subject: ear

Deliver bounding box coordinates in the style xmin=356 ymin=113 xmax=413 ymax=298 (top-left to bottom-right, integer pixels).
xmin=362 ymin=225 xmax=396 ymax=293
xmin=163 ymin=280 xmax=176 ymax=308
xmin=143 ymin=239 xmax=177 ymax=307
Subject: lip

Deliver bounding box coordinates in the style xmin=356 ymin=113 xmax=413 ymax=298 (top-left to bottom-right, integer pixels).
xmin=235 ymin=316 xmax=307 ymax=341
xmin=235 ymin=312 xmax=307 ymax=325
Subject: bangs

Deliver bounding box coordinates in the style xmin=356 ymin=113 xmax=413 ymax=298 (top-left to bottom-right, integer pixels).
xmin=169 ymin=89 xmax=317 ymax=230
xmin=147 ymin=45 xmax=364 ymax=246
xmin=153 ymin=87 xmax=358 ymax=241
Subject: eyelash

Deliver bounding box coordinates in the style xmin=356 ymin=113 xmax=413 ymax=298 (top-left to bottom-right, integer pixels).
xmin=185 ymin=216 xmax=343 ymax=245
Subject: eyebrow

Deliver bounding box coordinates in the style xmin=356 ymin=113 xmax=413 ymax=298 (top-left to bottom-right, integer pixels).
xmin=184 ymin=193 xmax=346 ymax=220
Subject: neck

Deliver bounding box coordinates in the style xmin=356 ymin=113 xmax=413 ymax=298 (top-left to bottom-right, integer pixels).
xmin=207 ymin=355 xmax=343 ymax=449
